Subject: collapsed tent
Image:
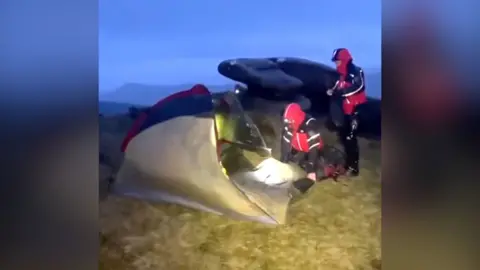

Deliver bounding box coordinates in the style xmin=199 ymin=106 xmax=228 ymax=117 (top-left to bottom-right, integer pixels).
xmin=114 ymin=84 xmax=307 ymax=225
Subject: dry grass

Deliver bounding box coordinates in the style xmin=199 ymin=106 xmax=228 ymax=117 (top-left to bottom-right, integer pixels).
xmin=100 ymin=113 xmax=381 ymax=270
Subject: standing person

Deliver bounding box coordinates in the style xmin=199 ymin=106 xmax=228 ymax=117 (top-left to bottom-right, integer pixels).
xmin=327 ymin=48 xmax=367 ymax=177
xmin=280 ymin=103 xmax=332 ymax=192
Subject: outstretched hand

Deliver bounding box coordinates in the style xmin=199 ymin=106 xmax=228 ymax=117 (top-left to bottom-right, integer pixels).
xmin=326 ymin=89 xmax=334 ymax=96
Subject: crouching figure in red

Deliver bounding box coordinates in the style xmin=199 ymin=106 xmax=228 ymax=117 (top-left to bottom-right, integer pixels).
xmin=280 ymin=103 xmax=339 ymax=193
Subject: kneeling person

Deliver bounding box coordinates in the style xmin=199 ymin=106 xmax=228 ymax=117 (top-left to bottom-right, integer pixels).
xmin=281 ymin=103 xmax=326 ymax=192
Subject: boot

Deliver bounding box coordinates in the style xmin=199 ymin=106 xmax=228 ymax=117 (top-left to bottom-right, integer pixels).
xmin=345 ymin=163 xmax=360 ymax=177
xmin=344 ymin=136 xmax=360 ymax=177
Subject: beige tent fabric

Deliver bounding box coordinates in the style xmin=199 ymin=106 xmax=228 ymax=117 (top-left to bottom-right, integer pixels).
xmin=114 ymin=111 xmax=305 ymax=224
xmin=229 ymin=159 xmax=305 ymax=224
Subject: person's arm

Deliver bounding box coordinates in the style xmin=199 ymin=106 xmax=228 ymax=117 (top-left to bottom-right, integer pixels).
xmin=338 ymin=68 xmax=365 ymax=97
xmin=330 ymin=80 xmax=340 ymax=91
xmin=280 ymin=124 xmax=293 ymax=163
xmin=304 ymin=147 xmax=319 ymax=174
xmin=305 ymin=118 xmax=323 ymax=150
xmin=326 ymin=80 xmax=340 ymax=96
xmin=302 ymin=118 xmax=324 ymax=173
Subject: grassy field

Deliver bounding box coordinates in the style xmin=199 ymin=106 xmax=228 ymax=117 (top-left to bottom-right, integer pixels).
xmin=99 ymin=112 xmax=381 ymax=270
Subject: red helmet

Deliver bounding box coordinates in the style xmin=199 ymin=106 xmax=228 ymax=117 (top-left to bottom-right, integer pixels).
xmin=283 ymin=103 xmax=305 ymax=130
xmin=331 ymin=48 xmax=353 ymax=75
xmin=331 ymin=48 xmax=352 ymax=62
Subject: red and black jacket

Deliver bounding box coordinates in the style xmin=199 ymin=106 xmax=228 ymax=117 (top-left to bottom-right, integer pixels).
xmin=331 ymin=63 xmax=366 ymax=98
xmin=281 ymin=115 xmax=323 ymax=161
xmin=331 ymin=48 xmax=368 ymax=115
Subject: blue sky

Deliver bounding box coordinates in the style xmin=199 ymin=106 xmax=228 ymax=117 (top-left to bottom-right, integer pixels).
xmin=99 ymin=0 xmax=381 ymax=92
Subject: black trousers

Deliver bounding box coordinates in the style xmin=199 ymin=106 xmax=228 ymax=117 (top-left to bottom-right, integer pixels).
xmin=329 ymin=99 xmax=360 ymax=170
xmin=338 ymin=114 xmax=360 ymax=170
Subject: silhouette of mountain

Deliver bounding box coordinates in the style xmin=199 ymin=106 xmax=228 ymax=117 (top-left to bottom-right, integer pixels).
xmin=99 ymin=101 xmax=138 ymax=116
xmin=100 ymin=83 xmax=233 ymax=105
xmin=100 ymin=80 xmax=381 ymax=138
xmin=100 ymin=91 xmax=380 ymax=141
xmin=365 ymin=72 xmax=381 ymax=98
xmin=99 ymin=70 xmax=380 ymax=106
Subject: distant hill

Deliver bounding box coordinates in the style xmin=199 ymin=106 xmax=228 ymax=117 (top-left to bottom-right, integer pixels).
xmin=99 ymin=101 xmax=138 ymax=116
xmin=100 ymin=83 xmax=233 ymax=105
xmin=99 ymin=72 xmax=380 ymax=137
xmin=99 ymin=80 xmax=381 ymax=138
xmin=98 ymin=83 xmax=231 ymax=115
xmin=365 ymin=72 xmax=381 ymax=98
xmin=100 ymin=72 xmax=380 ymax=106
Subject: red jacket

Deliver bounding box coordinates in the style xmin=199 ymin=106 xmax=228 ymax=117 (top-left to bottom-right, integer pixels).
xmin=281 ymin=103 xmax=323 ymax=154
